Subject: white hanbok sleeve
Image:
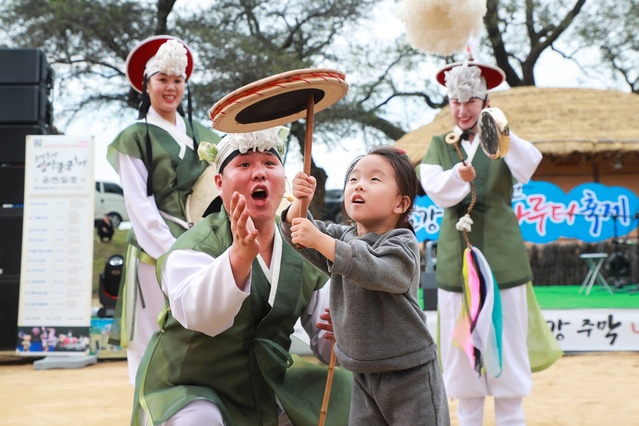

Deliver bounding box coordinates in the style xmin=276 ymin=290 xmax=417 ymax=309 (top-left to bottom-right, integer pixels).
xmin=503 ymin=132 xmax=542 ymax=184
xmin=159 ymin=248 xmax=251 ymax=337
xmin=117 ymin=153 xmax=177 ymax=259
xmin=298 ymin=282 xmax=334 ymax=364
xmin=419 ymin=162 xmax=471 ymax=208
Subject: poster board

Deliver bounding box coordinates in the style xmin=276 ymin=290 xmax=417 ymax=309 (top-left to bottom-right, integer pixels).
xmin=16 ymin=135 xmax=94 ymax=356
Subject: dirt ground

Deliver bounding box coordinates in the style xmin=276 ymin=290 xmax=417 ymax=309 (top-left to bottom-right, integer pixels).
xmin=1 ymin=351 xmax=638 ymax=425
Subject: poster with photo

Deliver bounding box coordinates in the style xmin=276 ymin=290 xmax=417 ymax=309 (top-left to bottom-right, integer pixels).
xmin=16 ymin=135 xmax=94 ymax=356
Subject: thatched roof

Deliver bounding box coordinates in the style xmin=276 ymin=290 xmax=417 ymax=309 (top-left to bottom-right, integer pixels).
xmin=395 ymin=87 xmax=639 ymax=164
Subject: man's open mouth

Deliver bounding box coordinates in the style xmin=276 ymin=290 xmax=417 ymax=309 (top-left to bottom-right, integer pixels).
xmin=252 ymin=188 xmax=267 ymax=200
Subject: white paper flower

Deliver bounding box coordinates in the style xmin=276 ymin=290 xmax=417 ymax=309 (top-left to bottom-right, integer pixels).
xmin=231 ymin=127 xmax=285 ymax=154
xmin=155 ymin=39 xmax=188 ymax=77
xmin=213 ymin=126 xmax=289 ymax=169
xmin=445 ymin=62 xmax=487 ymax=103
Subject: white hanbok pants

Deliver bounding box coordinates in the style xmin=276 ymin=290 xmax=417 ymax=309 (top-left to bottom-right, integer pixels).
xmin=438 ymin=285 xmax=532 ymax=425
xmin=140 ymin=399 xmax=294 ymax=426
xmin=126 ymin=261 xmax=165 ymax=385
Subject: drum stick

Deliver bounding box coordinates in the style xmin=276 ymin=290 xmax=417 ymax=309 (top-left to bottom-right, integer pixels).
xmin=299 ymin=92 xmax=314 ymax=217
xmin=318 ymin=340 xmax=337 ymax=426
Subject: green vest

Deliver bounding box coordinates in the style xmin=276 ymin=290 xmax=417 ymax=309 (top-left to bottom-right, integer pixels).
xmin=133 ymin=210 xmax=352 ymax=426
xmin=107 ymin=118 xmax=220 ymax=244
xmin=106 ymin=118 xmax=220 ymax=346
xmin=422 ymin=133 xmax=532 ymax=292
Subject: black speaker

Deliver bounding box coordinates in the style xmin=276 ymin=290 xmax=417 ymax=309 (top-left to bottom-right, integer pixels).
xmin=0 ymin=86 xmax=52 ymax=125
xmin=0 ymin=124 xmax=48 ymax=164
xmin=0 ymin=277 xmax=20 ymax=351
xmin=0 ymin=166 xmax=24 ymax=204
xmin=0 ymin=207 xmax=23 ymax=277
xmin=0 ymin=49 xmax=53 ymax=90
xmin=420 ymin=271 xmax=438 ymax=311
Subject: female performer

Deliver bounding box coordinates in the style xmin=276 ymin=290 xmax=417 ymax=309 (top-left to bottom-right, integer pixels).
xmin=420 ymin=60 xmax=559 ymax=425
xmin=107 ymin=35 xmax=220 ymax=384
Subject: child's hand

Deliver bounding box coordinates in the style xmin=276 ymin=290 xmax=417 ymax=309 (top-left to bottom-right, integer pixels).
xmin=317 ymin=307 xmax=334 ymax=340
xmin=290 ymin=217 xmax=321 ymax=249
xmin=292 ymin=172 xmax=316 ymax=202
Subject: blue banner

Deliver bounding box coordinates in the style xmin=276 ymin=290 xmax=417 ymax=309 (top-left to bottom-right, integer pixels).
xmin=409 ymin=181 xmax=639 ymax=244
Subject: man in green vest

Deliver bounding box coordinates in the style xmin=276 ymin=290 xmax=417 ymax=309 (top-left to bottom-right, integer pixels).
xmin=131 ymin=126 xmax=351 ymax=426
xmin=419 ymin=60 xmax=560 ymax=425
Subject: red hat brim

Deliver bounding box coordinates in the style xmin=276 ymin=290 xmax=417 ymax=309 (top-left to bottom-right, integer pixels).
xmin=436 ymin=61 xmax=506 ymax=91
xmin=125 ymin=35 xmax=194 ymax=93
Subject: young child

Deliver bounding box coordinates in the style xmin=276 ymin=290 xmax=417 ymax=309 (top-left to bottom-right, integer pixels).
xmin=281 ymin=146 xmax=450 ymax=425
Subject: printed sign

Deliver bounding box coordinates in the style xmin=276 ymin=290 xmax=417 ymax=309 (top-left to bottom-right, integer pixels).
xmin=424 ymin=308 xmax=639 ymax=352
xmin=16 ymin=135 xmax=94 ymax=356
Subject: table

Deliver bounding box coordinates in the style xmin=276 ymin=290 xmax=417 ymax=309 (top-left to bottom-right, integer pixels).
xmin=578 ymin=253 xmax=614 ymax=295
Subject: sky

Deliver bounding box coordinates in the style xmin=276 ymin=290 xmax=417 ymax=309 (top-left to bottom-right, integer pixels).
xmin=61 ymin=1 xmax=620 ymax=191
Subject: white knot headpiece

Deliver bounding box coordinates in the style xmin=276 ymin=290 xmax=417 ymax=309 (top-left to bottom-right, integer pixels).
xmin=145 ymin=39 xmax=189 ymax=78
xmin=198 ymin=126 xmax=290 ymax=172
xmin=445 ymin=61 xmax=487 ymax=103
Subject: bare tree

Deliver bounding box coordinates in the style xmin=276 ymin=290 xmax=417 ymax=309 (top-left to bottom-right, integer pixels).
xmin=484 ymin=0 xmax=587 ymax=87
xmin=1 ymin=0 xmax=400 ymax=217
xmin=2 ymin=0 xmax=636 ymax=216
xmin=569 ymin=0 xmax=639 ymax=93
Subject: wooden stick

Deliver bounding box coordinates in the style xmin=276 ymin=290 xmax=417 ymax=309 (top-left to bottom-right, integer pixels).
xmin=294 ymin=91 xmax=335 ymax=426
xmin=318 ymin=341 xmax=337 ymax=426
xmin=299 ymin=92 xmax=314 ymax=216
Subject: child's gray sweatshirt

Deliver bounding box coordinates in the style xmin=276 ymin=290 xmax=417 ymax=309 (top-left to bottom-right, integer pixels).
xmin=281 ymin=214 xmax=437 ymax=374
